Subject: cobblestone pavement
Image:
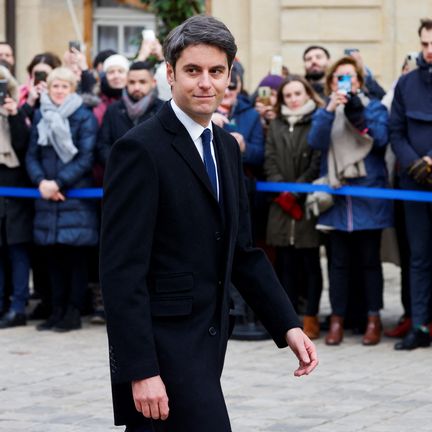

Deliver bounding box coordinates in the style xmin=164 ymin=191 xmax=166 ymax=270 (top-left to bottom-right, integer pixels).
xmin=1 ymin=263 xmax=432 ymax=431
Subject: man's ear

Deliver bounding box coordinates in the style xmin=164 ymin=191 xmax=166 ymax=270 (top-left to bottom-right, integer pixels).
xmin=166 ymin=63 xmax=175 ymax=86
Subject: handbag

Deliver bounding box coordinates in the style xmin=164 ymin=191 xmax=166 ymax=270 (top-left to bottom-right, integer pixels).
xmin=305 ymin=176 xmax=334 ymax=218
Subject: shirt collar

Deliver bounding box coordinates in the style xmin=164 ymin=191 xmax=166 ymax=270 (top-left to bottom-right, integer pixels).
xmin=170 ymin=99 xmax=213 ymax=142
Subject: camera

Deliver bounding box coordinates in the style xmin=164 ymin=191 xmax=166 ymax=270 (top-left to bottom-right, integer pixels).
xmin=344 ymin=48 xmax=359 ymax=56
xmin=34 ymin=71 xmax=48 ymax=85
xmin=0 ymin=79 xmax=7 ymax=105
xmin=337 ymin=75 xmax=352 ymax=95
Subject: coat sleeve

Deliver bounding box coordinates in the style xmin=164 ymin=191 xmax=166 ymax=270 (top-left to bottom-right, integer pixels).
xmin=55 ymin=110 xmax=97 ymax=189
xmin=100 ymin=134 xmax=160 ymax=384
xmin=231 ymin=141 xmax=300 ymax=348
xmin=241 ymin=112 xmax=265 ymax=166
xmin=389 ymin=81 xmax=420 ymax=170
xmin=26 ymin=111 xmax=46 ymax=186
xmin=264 ymin=121 xmax=284 ymax=182
xmin=8 ymin=110 xmax=29 ymax=159
xmin=365 ymin=100 xmax=388 ymax=148
xmin=296 ymin=149 xmax=321 ymax=184
xmin=95 ymin=107 xmax=113 ymax=166
xmin=307 ymin=108 xmax=334 ymax=150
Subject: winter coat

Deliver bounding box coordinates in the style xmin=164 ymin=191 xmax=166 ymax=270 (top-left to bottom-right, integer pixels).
xmin=0 ymin=111 xmax=33 ymax=246
xmin=390 ymin=54 xmax=432 ymax=190
xmin=223 ymin=94 xmax=264 ymax=166
xmin=265 ymin=113 xmax=321 ymax=247
xmin=26 ymin=104 xmax=99 ymax=246
xmin=308 ymin=99 xmax=393 ymax=231
xmin=96 ymin=96 xmax=164 ymax=165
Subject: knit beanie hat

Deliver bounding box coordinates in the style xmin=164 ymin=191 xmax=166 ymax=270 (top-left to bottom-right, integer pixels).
xmin=103 ymin=54 xmax=130 ymax=73
xmin=258 ymin=74 xmax=284 ymax=91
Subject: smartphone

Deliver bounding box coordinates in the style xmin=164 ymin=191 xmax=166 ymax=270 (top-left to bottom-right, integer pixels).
xmin=257 ymin=86 xmax=272 ymax=106
xmin=344 ymin=48 xmax=359 ymax=56
xmin=34 ymin=71 xmax=48 ymax=85
xmin=142 ymin=29 xmax=156 ymax=42
xmin=270 ymin=55 xmax=283 ymax=76
xmin=337 ymin=75 xmax=352 ymax=94
xmin=0 ymin=80 xmax=7 ymax=105
xmin=69 ymin=40 xmax=81 ymax=52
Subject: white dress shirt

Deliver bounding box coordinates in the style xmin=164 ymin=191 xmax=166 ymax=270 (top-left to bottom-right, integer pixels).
xmin=170 ymin=99 xmax=219 ymax=199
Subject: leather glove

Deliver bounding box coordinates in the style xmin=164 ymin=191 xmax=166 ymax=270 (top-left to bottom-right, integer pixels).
xmin=344 ymin=94 xmax=367 ymax=132
xmin=408 ymin=158 xmax=432 ymax=185
xmin=274 ymin=192 xmax=304 ymax=221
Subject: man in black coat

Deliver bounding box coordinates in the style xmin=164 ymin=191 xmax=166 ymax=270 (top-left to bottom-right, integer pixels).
xmin=97 ymin=61 xmax=164 ymax=165
xmin=100 ymin=15 xmax=318 ymax=432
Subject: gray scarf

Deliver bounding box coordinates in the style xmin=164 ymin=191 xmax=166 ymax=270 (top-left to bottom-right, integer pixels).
xmin=0 ymin=108 xmax=20 ymax=168
xmin=122 ymin=89 xmax=154 ymax=125
xmin=281 ymin=99 xmax=316 ymax=131
xmin=37 ymin=92 xmax=83 ymax=164
xmin=328 ymin=93 xmax=373 ymax=188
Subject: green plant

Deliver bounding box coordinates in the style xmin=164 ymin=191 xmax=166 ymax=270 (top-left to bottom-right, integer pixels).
xmin=141 ymin=0 xmax=205 ymax=40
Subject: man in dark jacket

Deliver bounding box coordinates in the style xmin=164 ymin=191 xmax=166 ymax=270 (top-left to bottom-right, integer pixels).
xmin=97 ymin=61 xmax=164 ymax=165
xmin=390 ymin=18 xmax=432 ymax=351
xmin=100 ymin=15 xmax=318 ymax=432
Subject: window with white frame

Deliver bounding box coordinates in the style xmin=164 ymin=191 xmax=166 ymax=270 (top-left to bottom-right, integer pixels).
xmin=93 ymin=2 xmax=156 ymax=59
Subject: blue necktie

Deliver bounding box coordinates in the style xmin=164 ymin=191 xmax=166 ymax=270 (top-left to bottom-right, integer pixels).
xmin=201 ymin=128 xmax=218 ymax=197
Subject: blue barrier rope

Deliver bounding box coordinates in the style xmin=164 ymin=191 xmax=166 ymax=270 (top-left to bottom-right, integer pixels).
xmin=1 ymin=183 xmax=432 ymax=203
xmin=257 ymin=182 xmax=432 ymax=203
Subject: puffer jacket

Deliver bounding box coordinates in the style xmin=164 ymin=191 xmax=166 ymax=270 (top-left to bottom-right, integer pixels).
xmin=390 ymin=54 xmax=432 ymax=191
xmin=265 ymin=112 xmax=321 ymax=247
xmin=308 ymin=98 xmax=393 ymax=231
xmin=26 ymin=103 xmax=99 ymax=246
xmin=223 ymin=94 xmax=264 ymax=166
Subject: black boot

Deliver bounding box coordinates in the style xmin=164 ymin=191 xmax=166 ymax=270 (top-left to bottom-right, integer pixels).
xmin=53 ymin=306 xmax=81 ymax=332
xmin=36 ymin=307 xmax=63 ymax=331
xmin=394 ymin=328 xmax=430 ymax=350
xmin=0 ymin=310 xmax=27 ymax=329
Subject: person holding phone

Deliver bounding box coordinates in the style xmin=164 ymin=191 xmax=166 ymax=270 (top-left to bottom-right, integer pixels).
xmin=18 ymin=52 xmax=61 ymax=123
xmin=308 ymin=56 xmax=392 ymax=346
xmin=0 ymin=65 xmax=33 ymax=328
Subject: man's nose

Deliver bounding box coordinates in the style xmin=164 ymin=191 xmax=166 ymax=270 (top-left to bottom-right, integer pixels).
xmin=198 ymin=72 xmax=211 ymax=88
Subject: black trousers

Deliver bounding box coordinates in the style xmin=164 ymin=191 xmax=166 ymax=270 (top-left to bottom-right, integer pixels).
xmin=275 ymin=246 xmax=323 ymax=315
xmin=45 ymin=245 xmax=89 ymax=311
xmin=329 ymin=230 xmax=383 ymax=317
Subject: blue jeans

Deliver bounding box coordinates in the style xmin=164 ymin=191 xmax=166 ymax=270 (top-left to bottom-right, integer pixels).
xmin=0 ymin=243 xmax=30 ymax=313
xmin=404 ymin=200 xmax=432 ymax=327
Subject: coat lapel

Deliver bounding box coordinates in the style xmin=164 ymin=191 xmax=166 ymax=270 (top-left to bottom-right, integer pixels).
xmin=157 ymin=102 xmax=219 ymax=204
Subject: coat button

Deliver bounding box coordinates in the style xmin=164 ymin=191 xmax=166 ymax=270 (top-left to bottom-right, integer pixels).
xmin=208 ymin=326 xmax=217 ymax=336
xmin=215 ymin=232 xmax=222 ymax=241
xmin=218 ymin=280 xmax=222 ymax=286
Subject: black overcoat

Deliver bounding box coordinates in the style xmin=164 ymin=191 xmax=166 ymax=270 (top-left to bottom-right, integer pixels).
xmin=100 ymin=102 xmax=300 ymax=432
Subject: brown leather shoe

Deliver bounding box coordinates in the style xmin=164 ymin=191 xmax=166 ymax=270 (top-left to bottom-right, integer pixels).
xmin=325 ymin=315 xmax=344 ymax=345
xmin=362 ymin=315 xmax=382 ymax=345
xmin=303 ymin=315 xmax=320 ymax=339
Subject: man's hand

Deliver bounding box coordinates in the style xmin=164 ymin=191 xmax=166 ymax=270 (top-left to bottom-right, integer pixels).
xmin=132 ymin=375 xmax=169 ymax=421
xmin=285 ymin=327 xmax=318 ymax=377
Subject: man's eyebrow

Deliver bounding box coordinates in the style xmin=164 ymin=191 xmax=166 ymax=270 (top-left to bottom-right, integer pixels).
xmin=182 ymin=63 xmax=202 ymax=69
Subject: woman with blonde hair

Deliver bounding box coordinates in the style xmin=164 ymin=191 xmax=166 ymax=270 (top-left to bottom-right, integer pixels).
xmin=26 ymin=67 xmax=99 ymax=332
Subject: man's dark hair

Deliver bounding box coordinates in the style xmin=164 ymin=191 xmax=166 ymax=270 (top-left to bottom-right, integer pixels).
xmin=163 ymin=15 xmax=237 ymax=70
xmin=26 ymin=52 xmax=61 ymax=75
xmin=418 ymin=18 xmax=432 ymax=36
xmin=129 ymin=61 xmax=155 ymax=74
xmin=303 ymin=45 xmax=330 ymax=61
xmin=93 ymin=49 xmax=117 ymax=69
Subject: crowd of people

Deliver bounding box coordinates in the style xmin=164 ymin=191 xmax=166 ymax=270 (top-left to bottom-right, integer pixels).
xmin=0 ymin=16 xmax=431 ymax=352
